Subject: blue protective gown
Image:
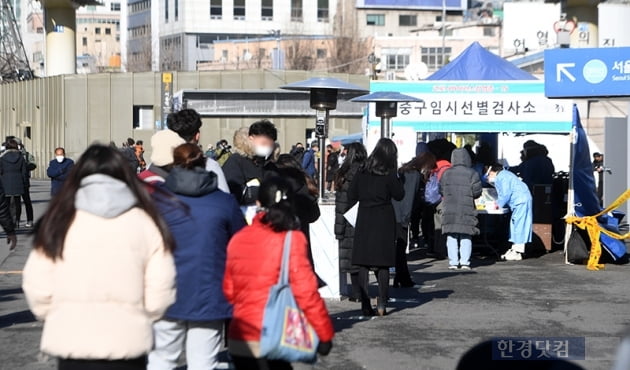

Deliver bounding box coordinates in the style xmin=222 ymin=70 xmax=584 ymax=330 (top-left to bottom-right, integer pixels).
xmin=495 ymin=170 xmax=533 ymax=244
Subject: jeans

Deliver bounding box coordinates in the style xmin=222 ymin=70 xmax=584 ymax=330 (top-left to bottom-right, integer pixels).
xmin=147 ymin=319 xmax=224 ymax=370
xmin=446 ymin=233 xmax=472 ymax=267
xmin=22 ymin=186 xmax=33 ymax=222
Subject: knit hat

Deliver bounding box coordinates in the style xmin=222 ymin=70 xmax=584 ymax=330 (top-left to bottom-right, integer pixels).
xmin=150 ymin=129 xmax=185 ymax=166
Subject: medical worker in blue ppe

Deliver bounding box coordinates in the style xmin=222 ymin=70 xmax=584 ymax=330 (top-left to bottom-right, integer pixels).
xmin=486 ymin=163 xmax=533 ymax=261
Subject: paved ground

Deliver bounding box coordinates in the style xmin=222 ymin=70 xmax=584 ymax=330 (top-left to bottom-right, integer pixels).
xmin=1 ymin=181 xmax=628 ymax=370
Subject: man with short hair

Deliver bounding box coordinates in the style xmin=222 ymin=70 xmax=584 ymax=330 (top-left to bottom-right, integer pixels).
xmin=46 ymin=147 xmax=74 ymax=197
xmin=167 ymin=109 xmax=229 ymax=193
xmin=222 ymin=119 xmax=278 ymax=222
xmin=121 ymin=137 xmax=140 ymax=173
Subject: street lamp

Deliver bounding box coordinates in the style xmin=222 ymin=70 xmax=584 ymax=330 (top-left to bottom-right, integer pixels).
xmin=351 ymin=91 xmax=422 ymax=138
xmin=280 ymin=77 xmax=368 ymax=199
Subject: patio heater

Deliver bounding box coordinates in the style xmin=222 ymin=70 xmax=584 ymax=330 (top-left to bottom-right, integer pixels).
xmin=351 ymin=91 xmax=422 ymax=138
xmin=280 ymin=77 xmax=368 ymax=199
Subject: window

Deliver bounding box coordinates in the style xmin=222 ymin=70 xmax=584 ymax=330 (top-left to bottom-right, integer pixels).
xmin=165 ymin=0 xmax=169 ymax=22
xmin=36 ymin=27 xmax=43 ymax=33
xmin=483 ymin=26 xmax=496 ymax=37
xmin=95 ymin=27 xmax=101 ymax=34
xmin=261 ymin=0 xmax=273 ymax=20
xmin=316 ymin=49 xmax=326 ymax=59
xmin=399 ymin=15 xmax=417 ymax=27
xmin=421 ymin=47 xmax=452 ymax=71
xmin=174 ymin=0 xmax=178 ymax=20
xmin=210 ymin=0 xmax=222 ymax=19
xmin=110 ymin=2 xmax=120 ymax=11
xmin=222 ymin=50 xmax=228 ymax=60
xmin=291 ymin=0 xmax=302 ymax=22
xmin=233 ymin=0 xmax=245 ymax=20
xmin=382 ymin=48 xmax=411 ymax=70
xmin=105 ymin=28 xmax=111 ymax=35
xmin=366 ymin=14 xmax=385 ymax=26
xmin=317 ymin=0 xmax=328 ymax=22
xmin=82 ymin=37 xmax=87 ymax=46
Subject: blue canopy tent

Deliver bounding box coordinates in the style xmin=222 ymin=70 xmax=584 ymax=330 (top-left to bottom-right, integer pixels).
xmin=331 ymin=132 xmax=363 ymax=145
xmin=426 ymin=41 xmax=537 ymax=81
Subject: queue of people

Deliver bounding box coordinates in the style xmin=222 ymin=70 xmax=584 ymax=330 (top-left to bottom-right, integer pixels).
xmin=21 ymin=108 xmax=552 ymax=369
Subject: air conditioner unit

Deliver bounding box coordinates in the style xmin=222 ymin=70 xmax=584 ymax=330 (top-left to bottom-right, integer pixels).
xmin=261 ymin=16 xmax=273 ymax=21
xmin=233 ymin=16 xmax=245 ymax=20
xmin=210 ymin=15 xmax=222 ymax=20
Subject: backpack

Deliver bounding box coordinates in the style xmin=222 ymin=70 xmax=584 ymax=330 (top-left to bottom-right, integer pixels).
xmin=424 ymin=172 xmax=441 ymax=205
xmin=24 ymin=151 xmax=36 ymax=171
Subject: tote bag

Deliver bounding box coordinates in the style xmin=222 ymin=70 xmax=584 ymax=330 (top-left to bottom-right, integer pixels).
xmin=259 ymin=231 xmax=320 ymax=363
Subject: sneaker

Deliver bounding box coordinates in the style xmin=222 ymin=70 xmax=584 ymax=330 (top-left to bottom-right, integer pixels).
xmin=448 ymin=265 xmax=459 ymax=270
xmin=504 ymin=251 xmax=523 ymax=261
xmin=460 ymin=265 xmax=472 ymax=271
xmin=24 ymin=221 xmax=33 ymax=228
xmin=500 ymin=249 xmax=515 ymax=261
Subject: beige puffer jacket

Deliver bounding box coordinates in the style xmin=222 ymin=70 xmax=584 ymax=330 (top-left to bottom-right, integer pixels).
xmin=22 ymin=208 xmax=176 ymax=360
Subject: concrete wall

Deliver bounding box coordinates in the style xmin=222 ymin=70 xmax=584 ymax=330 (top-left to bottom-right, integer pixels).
xmin=0 ymin=70 xmax=368 ymax=179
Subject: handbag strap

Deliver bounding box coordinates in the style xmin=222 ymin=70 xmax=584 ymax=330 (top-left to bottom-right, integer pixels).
xmin=278 ymin=231 xmax=292 ymax=285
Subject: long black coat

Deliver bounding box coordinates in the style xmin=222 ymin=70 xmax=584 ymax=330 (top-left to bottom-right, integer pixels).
xmin=439 ymin=149 xmax=483 ymax=236
xmin=334 ymin=163 xmax=361 ymax=273
xmin=349 ymin=171 xmax=405 ymax=267
xmin=0 ymin=150 xmax=28 ymax=196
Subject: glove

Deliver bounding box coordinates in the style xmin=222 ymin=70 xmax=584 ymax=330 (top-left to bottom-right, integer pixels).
xmin=317 ymin=341 xmax=332 ymax=356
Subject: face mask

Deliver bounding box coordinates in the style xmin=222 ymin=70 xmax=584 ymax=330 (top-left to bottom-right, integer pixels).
xmin=55 ymin=156 xmax=65 ymax=163
xmin=487 ymin=175 xmax=496 ymax=185
xmin=254 ymin=145 xmax=273 ymax=159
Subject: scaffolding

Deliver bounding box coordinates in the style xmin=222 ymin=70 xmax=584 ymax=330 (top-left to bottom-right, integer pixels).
xmin=0 ymin=0 xmax=33 ymax=82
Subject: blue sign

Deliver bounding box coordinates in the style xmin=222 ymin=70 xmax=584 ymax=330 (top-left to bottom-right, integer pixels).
xmin=544 ymin=47 xmax=630 ymax=98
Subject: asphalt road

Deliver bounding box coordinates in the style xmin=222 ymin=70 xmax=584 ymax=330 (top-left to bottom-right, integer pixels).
xmin=1 ymin=181 xmax=628 ymax=370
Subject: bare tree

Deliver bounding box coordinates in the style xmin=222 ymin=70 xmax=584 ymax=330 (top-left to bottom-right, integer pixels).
xmin=285 ymin=37 xmax=316 ymax=71
xmin=127 ymin=33 xmax=152 ymax=72
xmin=329 ymin=1 xmax=371 ymax=74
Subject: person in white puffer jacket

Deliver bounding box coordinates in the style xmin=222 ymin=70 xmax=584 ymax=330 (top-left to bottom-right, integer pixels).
xmin=22 ymin=144 xmax=176 ymax=370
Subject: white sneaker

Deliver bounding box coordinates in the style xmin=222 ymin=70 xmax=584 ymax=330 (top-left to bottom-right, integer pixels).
xmin=460 ymin=265 xmax=472 ymax=271
xmin=448 ymin=265 xmax=459 ymax=270
xmin=504 ymin=250 xmax=523 ymax=261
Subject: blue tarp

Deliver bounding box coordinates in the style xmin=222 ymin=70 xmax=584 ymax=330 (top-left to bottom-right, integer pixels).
xmin=426 ymin=42 xmax=538 ymax=81
xmin=571 ymin=105 xmax=626 ymax=259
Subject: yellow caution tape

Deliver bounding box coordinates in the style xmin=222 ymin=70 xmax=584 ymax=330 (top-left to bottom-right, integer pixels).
xmin=566 ymin=188 xmax=630 ymax=271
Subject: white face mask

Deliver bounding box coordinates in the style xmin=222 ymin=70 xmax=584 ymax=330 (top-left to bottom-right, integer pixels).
xmin=254 ymin=145 xmax=273 ymax=159
xmin=55 ymin=155 xmax=65 ymax=163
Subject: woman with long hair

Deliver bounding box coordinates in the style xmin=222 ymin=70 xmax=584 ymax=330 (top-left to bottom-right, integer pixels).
xmin=349 ymin=138 xmax=404 ymax=316
xmin=224 ymin=176 xmax=334 ymax=369
xmin=333 ymin=143 xmax=368 ymax=301
xmin=275 ymin=153 xmax=320 ymax=247
xmin=148 ymin=143 xmax=245 ymax=370
xmin=22 ymin=144 xmax=176 ymax=370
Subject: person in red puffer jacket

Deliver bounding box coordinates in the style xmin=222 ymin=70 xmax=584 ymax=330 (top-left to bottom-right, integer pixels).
xmin=224 ymin=176 xmax=334 ymax=370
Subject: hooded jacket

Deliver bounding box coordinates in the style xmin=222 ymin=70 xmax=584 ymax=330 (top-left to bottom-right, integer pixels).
xmin=222 ymin=128 xmax=277 ymax=206
xmin=162 ymin=166 xmax=246 ymax=321
xmin=22 ymin=174 xmax=176 ymax=360
xmin=0 ymin=149 xmax=28 ymax=196
xmin=439 ymin=149 xmax=483 ymax=236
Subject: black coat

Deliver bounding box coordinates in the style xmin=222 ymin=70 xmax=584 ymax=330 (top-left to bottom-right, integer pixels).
xmin=222 ymin=153 xmax=277 ymax=206
xmin=439 ymin=149 xmax=483 ymax=236
xmin=0 ymin=150 xmax=28 ymax=196
xmin=349 ymin=170 xmax=405 ymax=267
xmin=334 ymin=163 xmax=361 ymax=273
xmin=276 ymin=166 xmax=320 ymax=241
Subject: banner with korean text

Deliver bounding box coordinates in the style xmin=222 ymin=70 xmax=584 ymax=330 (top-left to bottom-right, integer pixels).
xmin=368 ymin=80 xmax=573 ymax=133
